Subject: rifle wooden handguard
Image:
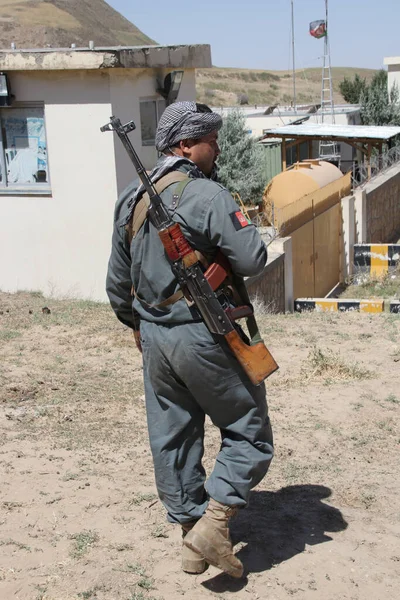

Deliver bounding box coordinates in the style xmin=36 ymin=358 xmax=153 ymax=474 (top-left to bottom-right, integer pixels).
xmin=204 ymin=252 xmax=231 ymax=290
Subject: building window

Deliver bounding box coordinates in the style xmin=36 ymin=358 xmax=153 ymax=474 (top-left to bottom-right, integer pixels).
xmin=140 ymin=98 xmax=166 ymax=146
xmin=0 ymin=106 xmax=49 ymax=189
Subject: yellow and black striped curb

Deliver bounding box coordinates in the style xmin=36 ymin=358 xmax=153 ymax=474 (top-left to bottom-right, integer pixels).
xmin=354 ymin=244 xmax=400 ymax=277
xmin=295 ymin=299 xmax=385 ymax=313
xmin=391 ymin=302 xmax=400 ymax=314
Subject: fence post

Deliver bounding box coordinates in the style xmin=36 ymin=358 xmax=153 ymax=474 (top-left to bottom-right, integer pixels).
xmin=354 ymin=189 xmax=367 ymax=244
xmin=272 ymin=236 xmax=294 ymax=313
xmin=341 ymin=195 xmax=355 ymax=280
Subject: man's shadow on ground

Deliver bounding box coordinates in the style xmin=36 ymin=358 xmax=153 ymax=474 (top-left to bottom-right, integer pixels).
xmin=201 ymin=484 xmax=348 ymax=593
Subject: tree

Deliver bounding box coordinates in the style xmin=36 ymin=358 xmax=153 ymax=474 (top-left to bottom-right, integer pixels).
xmin=339 ymin=73 xmax=367 ymax=104
xmin=369 ymin=69 xmax=388 ymax=91
xmin=360 ymin=70 xmax=400 ymax=126
xmin=237 ymin=93 xmax=249 ymax=105
xmin=217 ymin=108 xmax=267 ymax=205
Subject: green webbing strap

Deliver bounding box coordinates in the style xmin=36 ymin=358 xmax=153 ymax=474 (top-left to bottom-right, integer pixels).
xmin=246 ymin=315 xmax=263 ymax=345
xmin=233 ymin=276 xmax=263 ymax=345
xmin=170 ymin=177 xmax=193 ymax=211
xmin=127 ymin=173 xmax=191 ymax=242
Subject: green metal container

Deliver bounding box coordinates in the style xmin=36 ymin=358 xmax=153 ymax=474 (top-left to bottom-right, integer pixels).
xmin=260 ymin=140 xmax=282 ymax=184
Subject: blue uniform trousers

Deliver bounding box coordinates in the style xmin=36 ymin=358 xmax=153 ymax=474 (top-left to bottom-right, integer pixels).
xmin=140 ymin=320 xmax=273 ymax=524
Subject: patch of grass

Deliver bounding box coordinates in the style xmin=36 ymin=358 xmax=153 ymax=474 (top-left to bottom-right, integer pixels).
xmin=128 ymin=492 xmax=157 ymax=507
xmin=384 ymin=393 xmax=399 ymax=404
xmin=46 ymin=496 xmax=63 ymax=505
xmin=360 ymin=492 xmax=376 ymax=509
xmin=151 ymin=525 xmax=168 ymax=539
xmin=128 ymin=592 xmax=146 ymax=600
xmin=62 ymin=471 xmax=80 ymax=481
xmin=69 ymin=530 xmax=99 ymax=559
xmin=35 ymin=585 xmax=47 ymax=600
xmin=125 ymin=562 xmax=146 ymax=576
xmin=359 ymin=333 xmax=373 ymax=340
xmin=0 ymin=329 xmax=22 ymax=341
xmin=342 ymin=267 xmax=400 ymax=301
xmin=352 ymin=402 xmax=364 ymax=411
xmin=303 ymin=347 xmax=372 ymax=383
xmin=350 ymin=433 xmax=369 ymax=447
xmin=377 ymin=419 xmax=395 ymax=433
xmin=0 ymin=538 xmax=31 ymax=552
xmin=35 ymin=406 xmax=50 ymax=418
xmin=137 ymin=576 xmax=154 ymax=590
xmin=78 ymin=587 xmax=102 ymax=599
xmin=114 ymin=543 xmax=134 ymax=552
xmin=1 ymin=501 xmax=23 ymax=511
xmin=128 ymin=592 xmax=158 ymax=600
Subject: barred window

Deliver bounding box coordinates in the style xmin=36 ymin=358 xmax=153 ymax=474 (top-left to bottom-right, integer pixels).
xmin=140 ymin=98 xmax=166 ymax=146
xmin=0 ymin=105 xmax=50 ymax=190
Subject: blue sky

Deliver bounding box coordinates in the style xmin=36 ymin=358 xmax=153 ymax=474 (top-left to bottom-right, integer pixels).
xmin=108 ymin=0 xmax=399 ymax=71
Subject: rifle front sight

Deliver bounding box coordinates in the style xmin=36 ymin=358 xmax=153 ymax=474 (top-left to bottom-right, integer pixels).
xmin=100 ymin=117 xmax=136 ymax=134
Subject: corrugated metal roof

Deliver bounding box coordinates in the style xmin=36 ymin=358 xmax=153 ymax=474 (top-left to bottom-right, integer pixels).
xmin=262 ymin=123 xmax=400 ymax=141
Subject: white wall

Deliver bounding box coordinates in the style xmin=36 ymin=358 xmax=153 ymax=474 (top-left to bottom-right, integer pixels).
xmin=387 ymin=64 xmax=400 ymax=95
xmin=0 ymin=68 xmax=197 ymax=301
xmin=0 ymin=70 xmax=117 ymax=301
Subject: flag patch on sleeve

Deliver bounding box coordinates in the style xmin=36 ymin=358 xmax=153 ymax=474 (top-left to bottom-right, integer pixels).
xmin=230 ymin=211 xmax=251 ymax=230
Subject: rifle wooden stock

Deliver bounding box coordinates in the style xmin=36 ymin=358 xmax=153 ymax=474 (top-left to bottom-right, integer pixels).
xmin=225 ymin=329 xmax=278 ymax=385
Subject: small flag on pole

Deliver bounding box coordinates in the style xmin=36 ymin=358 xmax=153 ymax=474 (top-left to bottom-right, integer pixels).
xmin=309 ymin=20 xmax=327 ymax=39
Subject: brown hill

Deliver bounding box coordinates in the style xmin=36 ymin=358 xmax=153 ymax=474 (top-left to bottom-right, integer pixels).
xmin=0 ymin=0 xmax=156 ymax=49
xmin=196 ymin=66 xmax=378 ymax=107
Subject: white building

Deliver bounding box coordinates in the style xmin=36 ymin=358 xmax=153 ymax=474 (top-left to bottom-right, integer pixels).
xmin=384 ymin=56 xmax=400 ymax=94
xmin=0 ymin=44 xmax=211 ymax=301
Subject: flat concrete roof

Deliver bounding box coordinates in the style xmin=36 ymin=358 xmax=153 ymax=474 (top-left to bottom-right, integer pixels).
xmin=0 ymin=44 xmax=212 ymax=71
xmin=384 ymin=56 xmax=400 ymax=66
xmin=262 ymin=123 xmax=400 ymax=142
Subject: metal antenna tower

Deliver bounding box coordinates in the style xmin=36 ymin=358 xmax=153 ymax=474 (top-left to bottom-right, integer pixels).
xmin=319 ymin=0 xmax=340 ymax=163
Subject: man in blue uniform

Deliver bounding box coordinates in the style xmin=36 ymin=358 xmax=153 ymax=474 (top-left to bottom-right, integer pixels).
xmin=106 ymin=101 xmax=273 ymax=578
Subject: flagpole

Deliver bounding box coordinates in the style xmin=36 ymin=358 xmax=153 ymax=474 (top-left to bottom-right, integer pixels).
xmin=291 ymin=0 xmax=297 ymax=113
xmin=324 ymin=0 xmax=329 ymax=86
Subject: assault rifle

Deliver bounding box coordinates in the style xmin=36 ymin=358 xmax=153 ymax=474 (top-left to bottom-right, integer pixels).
xmin=101 ymin=116 xmax=278 ymax=385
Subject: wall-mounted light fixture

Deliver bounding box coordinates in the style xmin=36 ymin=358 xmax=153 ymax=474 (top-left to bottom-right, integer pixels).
xmin=0 ymin=72 xmax=12 ymax=107
xmin=158 ymin=70 xmax=184 ymax=106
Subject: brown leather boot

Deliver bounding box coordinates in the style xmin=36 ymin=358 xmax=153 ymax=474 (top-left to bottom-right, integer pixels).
xmin=181 ymin=521 xmax=208 ymax=574
xmin=183 ymin=499 xmax=244 ymax=578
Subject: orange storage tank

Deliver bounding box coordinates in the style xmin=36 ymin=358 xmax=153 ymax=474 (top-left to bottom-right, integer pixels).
xmin=262 ymin=160 xmax=343 ymax=225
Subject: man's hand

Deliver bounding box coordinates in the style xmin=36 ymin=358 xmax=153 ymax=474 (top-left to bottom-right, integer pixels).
xmin=133 ymin=330 xmax=142 ymax=353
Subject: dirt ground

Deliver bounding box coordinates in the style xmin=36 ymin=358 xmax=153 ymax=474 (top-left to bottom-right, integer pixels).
xmin=1 ymin=291 xmax=399 ymax=600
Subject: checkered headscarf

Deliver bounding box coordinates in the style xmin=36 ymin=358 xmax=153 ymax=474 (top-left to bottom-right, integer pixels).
xmin=155 ymin=101 xmax=222 ymax=152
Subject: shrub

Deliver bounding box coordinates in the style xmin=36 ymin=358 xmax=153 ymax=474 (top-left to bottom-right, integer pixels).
xmin=217 ymin=108 xmax=268 ymax=205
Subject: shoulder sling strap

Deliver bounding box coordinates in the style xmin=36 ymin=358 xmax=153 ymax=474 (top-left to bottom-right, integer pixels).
xmin=126 ymin=172 xmax=192 ymax=242
xmin=126 ymin=172 xmax=194 ymax=310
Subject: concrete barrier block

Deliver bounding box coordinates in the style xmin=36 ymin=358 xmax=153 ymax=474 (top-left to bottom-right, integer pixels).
xmin=390 ymin=302 xmax=400 ymax=314
xmin=354 ymin=244 xmax=400 ymax=278
xmin=295 ymin=298 xmax=384 ymax=313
